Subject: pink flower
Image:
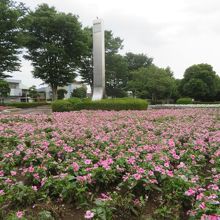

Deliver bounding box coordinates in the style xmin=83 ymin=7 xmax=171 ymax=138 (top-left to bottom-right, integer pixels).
xmin=0 ymin=170 xmax=4 ymax=177
xmin=199 ymin=202 xmax=206 ymax=210
xmin=10 ymin=171 xmax=17 ymax=176
xmin=166 ymin=170 xmax=174 ymax=177
xmin=185 ymin=188 xmax=196 ymax=196
xmin=133 ymin=173 xmax=142 ymax=180
xmin=164 ymin=162 xmax=170 ymax=168
xmin=72 ymin=162 xmax=79 ymax=172
xmin=84 ymin=159 xmax=92 ymax=165
xmin=0 ymin=190 xmax=5 ymax=196
xmin=16 ymin=211 xmax=23 ymax=218
xmin=168 ymin=139 xmax=175 ymax=147
xmin=28 ymin=166 xmax=34 ymax=173
xmin=32 ymin=186 xmax=38 ymax=191
xmin=84 ymin=210 xmax=94 ymax=219
xmin=196 ymin=193 xmax=204 ymax=200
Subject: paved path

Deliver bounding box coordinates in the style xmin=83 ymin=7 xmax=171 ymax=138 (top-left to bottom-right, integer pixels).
xmin=2 ymin=105 xmax=52 ymax=115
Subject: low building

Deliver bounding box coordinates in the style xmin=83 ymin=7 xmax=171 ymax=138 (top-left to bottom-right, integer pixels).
xmin=37 ymin=81 xmax=87 ymax=100
xmin=5 ymin=79 xmax=29 ymax=102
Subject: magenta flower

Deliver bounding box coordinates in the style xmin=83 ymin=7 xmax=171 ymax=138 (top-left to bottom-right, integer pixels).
xmin=84 ymin=210 xmax=94 ymax=219
xmin=16 ymin=211 xmax=23 ymax=218
xmin=185 ymin=188 xmax=196 ymax=196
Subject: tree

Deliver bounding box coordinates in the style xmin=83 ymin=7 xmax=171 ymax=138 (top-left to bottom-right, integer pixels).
xmin=0 ymin=0 xmax=26 ymax=79
xmin=106 ymin=54 xmax=129 ymax=97
xmin=125 ymin=52 xmax=153 ymax=72
xmin=127 ymin=65 xmax=176 ymax=103
xmin=0 ymin=80 xmax=10 ymax=103
xmin=71 ymin=86 xmax=87 ymax=98
xmin=23 ymin=4 xmax=89 ymax=100
xmin=28 ymin=85 xmax=39 ymax=100
xmin=57 ymin=88 xmax=67 ymax=100
xmin=180 ymin=64 xmax=218 ymax=101
xmin=79 ymin=29 xmax=124 ymax=93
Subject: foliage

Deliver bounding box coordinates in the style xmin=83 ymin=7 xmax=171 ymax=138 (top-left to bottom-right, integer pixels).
xmin=71 ymin=86 xmax=87 ymax=98
xmin=23 ymin=4 xmax=89 ymax=100
xmin=28 ymin=85 xmax=40 ymax=100
xmin=105 ymin=54 xmax=129 ymax=97
xmin=125 ymin=52 xmax=153 ymax=72
xmin=180 ymin=64 xmax=219 ymax=101
xmin=127 ymin=65 xmax=176 ymax=103
xmin=176 ymin=98 xmax=193 ymax=104
xmin=0 ymin=0 xmax=26 ymax=79
xmin=51 ymin=99 xmax=75 ymax=112
xmin=0 ymin=80 xmax=10 ymax=103
xmin=57 ymin=89 xmax=67 ymax=100
xmin=52 ymin=98 xmax=148 ymax=112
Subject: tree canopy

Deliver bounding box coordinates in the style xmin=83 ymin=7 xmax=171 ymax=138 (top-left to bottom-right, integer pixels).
xmin=180 ymin=64 xmax=219 ymax=101
xmin=0 ymin=0 xmax=25 ymax=79
xmin=23 ymin=4 xmax=89 ymax=100
xmin=127 ymin=65 xmax=176 ymax=102
xmin=0 ymin=80 xmax=10 ymax=103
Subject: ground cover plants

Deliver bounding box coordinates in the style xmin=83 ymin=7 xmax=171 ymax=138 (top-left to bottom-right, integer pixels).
xmin=0 ymin=109 xmax=220 ymax=219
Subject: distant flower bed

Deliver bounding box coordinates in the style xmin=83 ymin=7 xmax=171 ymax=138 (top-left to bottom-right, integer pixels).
xmin=0 ymin=109 xmax=219 ymax=219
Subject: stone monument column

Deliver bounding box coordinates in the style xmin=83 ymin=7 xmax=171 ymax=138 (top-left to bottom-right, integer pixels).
xmin=92 ymin=19 xmax=105 ymax=100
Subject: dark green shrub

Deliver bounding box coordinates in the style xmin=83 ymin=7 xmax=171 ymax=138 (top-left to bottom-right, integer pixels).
xmin=68 ymin=97 xmax=81 ymax=105
xmin=51 ymin=100 xmax=74 ymax=112
xmin=71 ymin=87 xmax=87 ymax=98
xmin=52 ymin=98 xmax=148 ymax=112
xmin=5 ymin=102 xmax=49 ymax=108
xmin=57 ymin=89 xmax=67 ymax=100
xmin=176 ymin=98 xmax=192 ymax=104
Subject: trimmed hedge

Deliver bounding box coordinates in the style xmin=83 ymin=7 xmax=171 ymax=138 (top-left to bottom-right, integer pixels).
xmin=176 ymin=98 xmax=193 ymax=104
xmin=5 ymin=102 xmax=49 ymax=108
xmin=52 ymin=98 xmax=148 ymax=112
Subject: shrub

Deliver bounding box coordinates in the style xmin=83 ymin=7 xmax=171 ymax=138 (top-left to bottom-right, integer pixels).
xmin=176 ymin=98 xmax=192 ymax=104
xmin=51 ymin=100 xmax=74 ymax=112
xmin=52 ymin=98 xmax=148 ymax=112
xmin=5 ymin=102 xmax=49 ymax=108
xmin=71 ymin=87 xmax=87 ymax=98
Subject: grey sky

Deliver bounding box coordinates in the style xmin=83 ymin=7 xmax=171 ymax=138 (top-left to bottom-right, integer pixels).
xmin=11 ymin=0 xmax=220 ymax=87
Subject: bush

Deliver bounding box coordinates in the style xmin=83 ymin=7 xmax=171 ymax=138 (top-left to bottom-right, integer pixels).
xmin=51 ymin=100 xmax=75 ymax=112
xmin=5 ymin=102 xmax=49 ymax=108
xmin=52 ymin=98 xmax=148 ymax=112
xmin=176 ymin=98 xmax=193 ymax=104
xmin=71 ymin=87 xmax=87 ymax=98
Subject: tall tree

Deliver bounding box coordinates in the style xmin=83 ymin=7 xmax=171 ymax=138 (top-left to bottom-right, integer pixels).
xmin=127 ymin=65 xmax=176 ymax=103
xmin=0 ymin=80 xmax=10 ymax=103
xmin=125 ymin=52 xmax=153 ymax=72
xmin=106 ymin=54 xmax=128 ymax=97
xmin=23 ymin=4 xmax=89 ymax=100
xmin=0 ymin=0 xmax=25 ymax=79
xmin=180 ymin=64 xmax=218 ymax=101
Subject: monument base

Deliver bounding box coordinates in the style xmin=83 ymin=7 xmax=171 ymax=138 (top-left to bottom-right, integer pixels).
xmin=92 ymin=87 xmax=105 ymax=101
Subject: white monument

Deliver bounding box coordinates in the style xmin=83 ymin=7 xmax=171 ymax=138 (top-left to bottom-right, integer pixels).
xmin=92 ymin=19 xmax=105 ymax=100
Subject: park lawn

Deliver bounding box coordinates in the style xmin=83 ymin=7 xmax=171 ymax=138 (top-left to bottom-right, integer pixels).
xmin=0 ymin=109 xmax=220 ymax=220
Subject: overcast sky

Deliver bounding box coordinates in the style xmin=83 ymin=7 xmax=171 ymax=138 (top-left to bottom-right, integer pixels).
xmin=11 ymin=0 xmax=220 ymax=87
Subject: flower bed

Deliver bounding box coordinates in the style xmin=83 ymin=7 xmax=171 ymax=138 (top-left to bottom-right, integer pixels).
xmin=0 ymin=109 xmax=220 ymax=219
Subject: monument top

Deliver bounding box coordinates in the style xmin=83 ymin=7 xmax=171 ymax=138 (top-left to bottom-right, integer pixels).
xmin=93 ymin=19 xmax=103 ymax=25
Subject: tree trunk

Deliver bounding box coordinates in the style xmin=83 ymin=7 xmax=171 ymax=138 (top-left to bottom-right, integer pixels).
xmin=51 ymin=85 xmax=58 ymax=101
